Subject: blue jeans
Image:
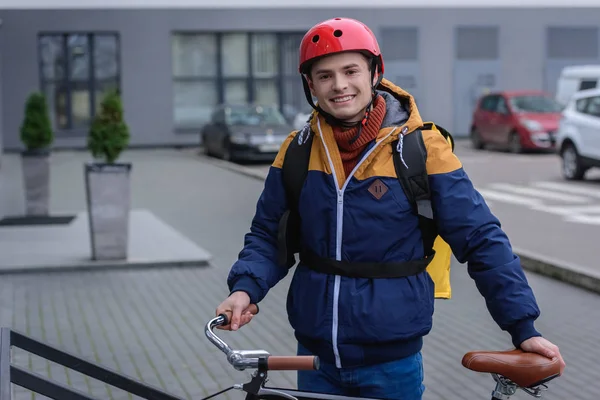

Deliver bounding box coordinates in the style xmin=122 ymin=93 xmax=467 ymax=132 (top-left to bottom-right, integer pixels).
xmin=296 ymin=343 xmax=425 ymax=400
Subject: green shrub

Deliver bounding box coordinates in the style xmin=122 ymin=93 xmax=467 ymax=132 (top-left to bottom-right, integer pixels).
xmin=88 ymin=89 xmax=130 ymax=164
xmin=20 ymin=92 xmax=54 ymax=151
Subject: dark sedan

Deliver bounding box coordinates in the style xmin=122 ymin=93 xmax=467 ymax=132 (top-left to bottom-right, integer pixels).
xmin=201 ymin=104 xmax=294 ymax=163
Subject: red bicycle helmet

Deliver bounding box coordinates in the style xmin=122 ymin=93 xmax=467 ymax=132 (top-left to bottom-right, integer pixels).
xmin=298 ymin=17 xmax=384 ymax=75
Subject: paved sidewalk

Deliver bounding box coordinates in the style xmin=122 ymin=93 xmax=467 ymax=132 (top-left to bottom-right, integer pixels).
xmin=0 ymin=149 xmax=598 ymax=400
xmin=0 ymin=209 xmax=211 ymax=273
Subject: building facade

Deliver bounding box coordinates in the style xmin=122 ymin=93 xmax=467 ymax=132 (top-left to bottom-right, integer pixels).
xmin=1 ymin=4 xmax=600 ymax=151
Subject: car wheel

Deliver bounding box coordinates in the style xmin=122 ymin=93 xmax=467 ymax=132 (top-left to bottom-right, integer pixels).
xmin=470 ymin=127 xmax=484 ymax=150
xmin=508 ymin=132 xmax=522 ymax=154
xmin=561 ymin=143 xmax=586 ymax=180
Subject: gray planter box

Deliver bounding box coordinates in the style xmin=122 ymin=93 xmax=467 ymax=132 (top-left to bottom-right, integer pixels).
xmin=21 ymin=149 xmax=50 ymax=216
xmin=84 ymin=162 xmax=132 ymax=261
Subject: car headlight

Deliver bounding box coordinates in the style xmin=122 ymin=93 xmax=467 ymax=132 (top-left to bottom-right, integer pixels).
xmin=521 ymin=119 xmax=543 ymax=131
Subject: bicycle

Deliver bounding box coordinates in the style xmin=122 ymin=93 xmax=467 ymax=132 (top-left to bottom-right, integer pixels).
xmin=204 ymin=305 xmax=562 ymax=400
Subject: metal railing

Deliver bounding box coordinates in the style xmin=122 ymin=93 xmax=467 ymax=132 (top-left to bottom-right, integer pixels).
xmin=0 ymin=327 xmax=185 ymax=400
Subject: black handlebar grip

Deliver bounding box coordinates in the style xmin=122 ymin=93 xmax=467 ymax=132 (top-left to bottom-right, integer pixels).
xmin=218 ymin=304 xmax=259 ymax=327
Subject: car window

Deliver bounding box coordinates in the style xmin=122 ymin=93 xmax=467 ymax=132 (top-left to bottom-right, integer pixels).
xmin=576 ymin=98 xmax=589 ymax=113
xmin=496 ymin=97 xmax=509 ymax=114
xmin=584 ymin=96 xmax=600 ymax=117
xmin=509 ymin=95 xmax=562 ymax=113
xmin=226 ymin=105 xmax=288 ymax=126
xmin=579 ymin=79 xmax=597 ymax=91
xmin=480 ymin=95 xmax=498 ymax=111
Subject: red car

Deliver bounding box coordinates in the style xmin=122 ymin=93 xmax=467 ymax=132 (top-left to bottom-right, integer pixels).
xmin=470 ymin=90 xmax=563 ymax=153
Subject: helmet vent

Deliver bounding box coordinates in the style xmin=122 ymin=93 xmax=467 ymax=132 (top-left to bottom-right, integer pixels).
xmin=333 ymin=29 xmax=343 ymax=37
xmin=312 ymin=34 xmax=320 ymax=43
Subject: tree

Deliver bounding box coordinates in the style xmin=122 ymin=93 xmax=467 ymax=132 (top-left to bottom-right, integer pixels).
xmin=20 ymin=92 xmax=54 ymax=151
xmin=88 ymin=89 xmax=130 ymax=164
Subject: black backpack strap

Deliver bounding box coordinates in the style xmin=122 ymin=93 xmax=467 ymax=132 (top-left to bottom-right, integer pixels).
xmin=392 ymin=129 xmax=438 ymax=259
xmin=282 ymin=125 xmax=313 ymax=214
xmin=277 ymin=124 xmax=314 ymax=267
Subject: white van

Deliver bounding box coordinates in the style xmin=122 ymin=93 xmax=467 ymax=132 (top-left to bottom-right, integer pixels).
xmin=555 ymin=65 xmax=600 ymax=107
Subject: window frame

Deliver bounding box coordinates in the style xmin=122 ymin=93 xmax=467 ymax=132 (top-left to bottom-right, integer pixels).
xmin=37 ymin=31 xmax=122 ymax=135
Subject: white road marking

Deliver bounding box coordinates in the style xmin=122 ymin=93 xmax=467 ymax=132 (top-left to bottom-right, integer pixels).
xmin=477 ymin=189 xmax=545 ymax=207
xmin=532 ymin=181 xmax=600 ymax=198
xmin=564 ymin=215 xmax=600 ymax=225
xmin=488 ymin=183 xmax=591 ymax=203
xmin=532 ymin=204 xmax=600 ymax=215
xmin=478 ymin=181 xmax=600 ymax=226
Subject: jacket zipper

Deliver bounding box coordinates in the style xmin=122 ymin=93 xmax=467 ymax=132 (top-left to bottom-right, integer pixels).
xmin=316 ymin=118 xmax=399 ymax=368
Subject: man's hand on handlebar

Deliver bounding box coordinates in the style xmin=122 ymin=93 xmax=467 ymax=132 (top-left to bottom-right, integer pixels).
xmin=215 ymin=291 xmax=258 ymax=331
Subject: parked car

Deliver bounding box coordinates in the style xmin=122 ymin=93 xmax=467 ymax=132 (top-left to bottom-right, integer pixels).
xmin=555 ymin=65 xmax=600 ymax=108
xmin=201 ymin=104 xmax=293 ymax=163
xmin=555 ymin=87 xmax=600 ymax=180
xmin=470 ymin=90 xmax=563 ymax=153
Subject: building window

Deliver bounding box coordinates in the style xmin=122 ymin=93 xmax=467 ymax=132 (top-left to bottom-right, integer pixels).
xmin=221 ymin=33 xmax=250 ymax=104
xmin=171 ymin=31 xmax=306 ymax=131
xmin=280 ymin=33 xmax=312 ymax=121
xmin=172 ymin=33 xmax=219 ymax=130
xmin=38 ymin=32 xmax=120 ymax=132
xmin=251 ymin=33 xmax=279 ymax=107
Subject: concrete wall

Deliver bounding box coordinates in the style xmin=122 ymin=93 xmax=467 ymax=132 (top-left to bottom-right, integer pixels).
xmin=1 ymin=7 xmax=600 ymax=150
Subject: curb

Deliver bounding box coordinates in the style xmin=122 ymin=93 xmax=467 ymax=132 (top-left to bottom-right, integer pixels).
xmin=194 ymin=151 xmax=268 ymax=181
xmin=514 ymin=247 xmax=600 ymax=295
xmin=217 ymin=162 xmax=267 ymax=181
xmin=194 ymin=152 xmax=600 ymax=295
xmin=0 ymin=259 xmax=211 ymax=276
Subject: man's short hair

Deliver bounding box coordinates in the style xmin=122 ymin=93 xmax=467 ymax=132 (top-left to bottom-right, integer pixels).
xmin=304 ymin=51 xmax=374 ymax=80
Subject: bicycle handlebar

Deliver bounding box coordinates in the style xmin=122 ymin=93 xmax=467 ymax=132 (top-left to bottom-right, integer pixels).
xmin=205 ymin=304 xmax=320 ymax=372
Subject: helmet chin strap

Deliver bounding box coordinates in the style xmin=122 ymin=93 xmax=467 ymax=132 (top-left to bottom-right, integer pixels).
xmin=301 ymin=58 xmax=384 ymax=144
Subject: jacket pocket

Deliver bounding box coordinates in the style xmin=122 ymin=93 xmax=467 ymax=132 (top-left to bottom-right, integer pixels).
xmin=337 ymin=272 xmax=434 ymax=344
xmin=286 ymin=264 xmax=332 ymax=341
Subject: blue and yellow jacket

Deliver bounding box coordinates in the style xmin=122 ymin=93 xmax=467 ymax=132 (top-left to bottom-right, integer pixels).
xmin=227 ymin=78 xmax=541 ymax=369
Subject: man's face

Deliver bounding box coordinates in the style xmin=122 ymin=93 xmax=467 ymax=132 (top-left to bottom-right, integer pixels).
xmin=307 ymin=52 xmax=377 ymax=123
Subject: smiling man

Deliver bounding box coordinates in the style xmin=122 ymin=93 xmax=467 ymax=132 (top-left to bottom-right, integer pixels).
xmin=216 ymin=17 xmax=565 ymax=400
xmin=310 ymin=53 xmax=375 ymax=120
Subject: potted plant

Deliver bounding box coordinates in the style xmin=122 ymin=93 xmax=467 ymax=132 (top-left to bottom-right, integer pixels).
xmin=85 ymin=89 xmax=131 ymax=261
xmin=19 ymin=92 xmax=54 ymax=217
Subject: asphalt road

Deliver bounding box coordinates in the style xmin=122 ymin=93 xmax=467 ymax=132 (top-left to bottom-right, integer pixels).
xmin=1 ymin=149 xmax=599 ymax=400
xmin=229 ymin=140 xmax=600 ymax=275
